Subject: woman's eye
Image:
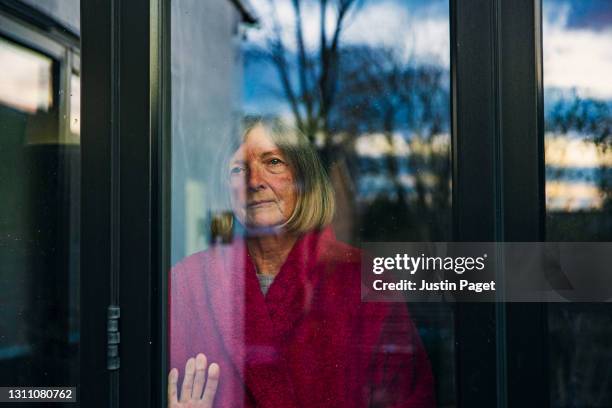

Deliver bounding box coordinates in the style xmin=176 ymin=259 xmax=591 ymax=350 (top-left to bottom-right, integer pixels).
xmin=268 ymin=158 xmax=283 ymax=166
xmin=230 ymin=166 xmax=244 ymax=175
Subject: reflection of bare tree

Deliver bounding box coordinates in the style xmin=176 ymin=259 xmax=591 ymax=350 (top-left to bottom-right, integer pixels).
xmin=330 ymin=45 xmax=451 ymax=240
xmin=547 ymin=93 xmax=612 ymax=210
xmin=252 ymin=0 xmax=361 ymax=162
xmin=545 ymin=94 xmax=612 ymax=408
xmin=549 ymin=304 xmax=612 ymax=407
xmin=332 ymin=46 xmax=409 ymax=203
xmin=547 ymin=93 xmax=612 ymax=146
xmin=247 ymin=1 xmax=451 ymax=240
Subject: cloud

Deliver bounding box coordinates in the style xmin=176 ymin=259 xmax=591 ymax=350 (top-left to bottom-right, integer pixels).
xmin=545 ymin=132 xmax=612 ymax=167
xmin=246 ymin=0 xmax=330 ymax=52
xmin=543 ymin=2 xmax=612 ymax=99
xmin=246 ymin=0 xmax=449 ymax=66
xmin=354 ymin=132 xmax=411 ymax=157
xmin=343 ymin=1 xmax=449 ymax=66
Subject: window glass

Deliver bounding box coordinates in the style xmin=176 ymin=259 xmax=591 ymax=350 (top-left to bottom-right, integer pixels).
xmin=543 ymin=0 xmax=612 ymax=231
xmin=70 ymin=73 xmax=81 ymax=138
xmin=169 ymin=0 xmax=452 ymax=406
xmin=543 ymin=1 xmax=612 ymax=406
xmin=0 ymin=38 xmax=53 ymax=114
xmin=0 ymin=32 xmax=80 ymax=396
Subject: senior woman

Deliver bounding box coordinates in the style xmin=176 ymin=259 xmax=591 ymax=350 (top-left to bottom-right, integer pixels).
xmin=168 ymin=118 xmax=435 ymax=407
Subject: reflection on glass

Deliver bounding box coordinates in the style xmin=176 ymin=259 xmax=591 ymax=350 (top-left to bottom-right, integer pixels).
xmin=169 ymin=118 xmax=436 ymax=406
xmin=0 ymin=38 xmax=53 ymax=113
xmin=70 ymin=73 xmax=81 ymax=138
xmin=0 ymin=35 xmax=80 ymax=391
xmin=544 ymin=1 xmax=612 ymax=406
xmin=242 ymin=0 xmax=451 ymax=243
xmin=543 ymin=0 xmax=612 ymax=226
xmin=170 ymin=0 xmax=452 ymax=406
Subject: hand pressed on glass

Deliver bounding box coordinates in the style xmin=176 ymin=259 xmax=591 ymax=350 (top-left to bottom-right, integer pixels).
xmin=168 ymin=353 xmax=220 ymax=408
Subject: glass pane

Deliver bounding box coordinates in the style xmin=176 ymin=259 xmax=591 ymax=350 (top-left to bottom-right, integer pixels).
xmin=70 ymin=73 xmax=81 ymax=138
xmin=169 ymin=0 xmax=452 ymax=406
xmin=543 ymin=0 xmax=612 ymax=406
xmin=0 ymin=38 xmax=53 ymax=114
xmin=0 ymin=33 xmax=80 ymax=396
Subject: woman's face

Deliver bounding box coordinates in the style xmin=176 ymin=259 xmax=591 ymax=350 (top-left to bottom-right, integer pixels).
xmin=229 ymin=125 xmax=298 ymax=231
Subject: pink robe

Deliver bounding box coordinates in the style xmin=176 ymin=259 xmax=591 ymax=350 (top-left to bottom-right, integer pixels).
xmin=169 ymin=227 xmax=435 ymax=407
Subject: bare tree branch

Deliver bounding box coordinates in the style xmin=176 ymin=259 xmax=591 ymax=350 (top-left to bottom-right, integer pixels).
xmin=317 ymin=0 xmax=357 ymax=134
xmin=269 ymin=35 xmax=304 ymax=130
xmin=292 ymin=0 xmax=314 ymax=134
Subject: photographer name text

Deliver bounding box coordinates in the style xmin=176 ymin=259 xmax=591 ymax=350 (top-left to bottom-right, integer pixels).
xmin=370 ymin=253 xmax=496 ymax=293
xmin=372 ymin=279 xmax=496 ymax=292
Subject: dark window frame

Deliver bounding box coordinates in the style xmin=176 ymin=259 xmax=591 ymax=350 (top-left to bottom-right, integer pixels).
xmin=81 ymin=0 xmax=170 ymax=406
xmin=452 ymin=0 xmax=548 ymax=406
xmin=79 ymin=0 xmax=549 ymax=407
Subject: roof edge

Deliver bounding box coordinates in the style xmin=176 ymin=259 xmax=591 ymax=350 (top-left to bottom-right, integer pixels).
xmin=229 ymin=0 xmax=258 ymax=25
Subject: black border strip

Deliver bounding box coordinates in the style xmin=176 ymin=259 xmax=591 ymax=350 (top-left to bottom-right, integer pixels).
xmin=81 ymin=0 xmax=112 ymax=406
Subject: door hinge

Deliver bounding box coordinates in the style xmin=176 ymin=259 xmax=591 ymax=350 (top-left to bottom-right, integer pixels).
xmin=107 ymin=305 xmax=120 ymax=370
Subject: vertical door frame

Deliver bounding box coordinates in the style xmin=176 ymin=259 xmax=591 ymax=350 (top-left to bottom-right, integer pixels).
xmin=451 ymin=0 xmax=501 ymax=405
xmin=81 ymin=0 xmax=170 ymax=407
xmin=81 ymin=0 xmax=113 ymax=405
xmin=451 ymin=0 xmax=548 ymax=406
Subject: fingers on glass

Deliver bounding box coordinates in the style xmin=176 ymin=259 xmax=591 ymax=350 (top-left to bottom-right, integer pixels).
xmin=202 ymin=363 xmax=220 ymax=407
xmin=169 ymin=354 xmax=219 ymax=405
xmin=167 ymin=368 xmax=179 ymax=405
xmin=191 ymin=353 xmax=208 ymax=399
xmin=179 ymin=357 xmax=195 ymax=402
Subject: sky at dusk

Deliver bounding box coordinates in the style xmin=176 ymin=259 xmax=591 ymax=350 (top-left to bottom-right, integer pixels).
xmin=543 ymin=0 xmax=612 ymax=99
xmin=238 ymin=0 xmax=611 ymax=210
xmin=242 ymin=0 xmax=612 ymax=116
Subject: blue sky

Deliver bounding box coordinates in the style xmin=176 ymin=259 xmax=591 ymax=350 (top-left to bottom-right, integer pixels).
xmin=545 ymin=0 xmax=612 ymax=29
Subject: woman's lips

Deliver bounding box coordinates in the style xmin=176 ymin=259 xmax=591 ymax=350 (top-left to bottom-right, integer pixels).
xmin=247 ymin=200 xmax=274 ymax=208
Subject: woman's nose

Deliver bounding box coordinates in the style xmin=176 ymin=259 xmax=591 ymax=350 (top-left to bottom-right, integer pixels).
xmin=246 ymin=164 xmax=265 ymax=190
